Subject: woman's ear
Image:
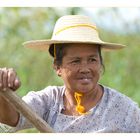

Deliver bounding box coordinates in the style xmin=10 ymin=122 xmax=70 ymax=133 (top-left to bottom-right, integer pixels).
xmin=53 ymin=63 xmax=62 ymax=77
xmin=99 ymin=65 xmax=104 ymax=76
xmin=56 ymin=68 xmax=62 ymax=77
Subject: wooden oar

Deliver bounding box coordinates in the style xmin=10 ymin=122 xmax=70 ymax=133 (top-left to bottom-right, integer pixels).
xmin=0 ymin=89 xmax=54 ymax=133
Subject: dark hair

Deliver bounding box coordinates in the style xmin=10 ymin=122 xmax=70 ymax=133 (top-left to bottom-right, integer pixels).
xmin=49 ymin=44 xmax=105 ymax=72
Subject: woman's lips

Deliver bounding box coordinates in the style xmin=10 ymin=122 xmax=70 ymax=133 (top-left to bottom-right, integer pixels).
xmin=77 ymin=77 xmax=92 ymax=84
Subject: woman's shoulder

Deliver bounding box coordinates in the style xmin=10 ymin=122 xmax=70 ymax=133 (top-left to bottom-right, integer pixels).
xmin=102 ymin=85 xmax=139 ymax=108
xmin=42 ymin=85 xmax=65 ymax=93
xmin=42 ymin=85 xmax=65 ymax=98
xmin=23 ymin=85 xmax=65 ymax=103
xmin=26 ymin=85 xmax=65 ymax=97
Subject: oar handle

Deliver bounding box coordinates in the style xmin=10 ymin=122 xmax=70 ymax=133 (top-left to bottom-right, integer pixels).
xmin=0 ymin=89 xmax=54 ymax=133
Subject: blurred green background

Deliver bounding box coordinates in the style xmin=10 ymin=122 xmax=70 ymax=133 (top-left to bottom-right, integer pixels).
xmin=0 ymin=7 xmax=140 ymax=132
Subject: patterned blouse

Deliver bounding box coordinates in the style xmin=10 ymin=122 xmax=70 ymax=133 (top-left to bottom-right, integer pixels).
xmin=1 ymin=85 xmax=140 ymax=133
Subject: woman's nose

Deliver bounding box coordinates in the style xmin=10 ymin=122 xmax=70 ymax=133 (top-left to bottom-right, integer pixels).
xmin=78 ymin=63 xmax=90 ymax=74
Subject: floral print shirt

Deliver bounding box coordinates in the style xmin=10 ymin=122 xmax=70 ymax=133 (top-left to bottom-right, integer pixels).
xmin=1 ymin=85 xmax=140 ymax=133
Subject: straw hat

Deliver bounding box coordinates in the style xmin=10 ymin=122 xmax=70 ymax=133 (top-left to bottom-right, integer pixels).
xmin=23 ymin=15 xmax=125 ymax=53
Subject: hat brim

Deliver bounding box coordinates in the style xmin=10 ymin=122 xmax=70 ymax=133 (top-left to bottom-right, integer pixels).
xmin=23 ymin=39 xmax=126 ymax=51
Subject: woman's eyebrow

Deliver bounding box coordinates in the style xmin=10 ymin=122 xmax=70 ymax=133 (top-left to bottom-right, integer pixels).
xmin=67 ymin=56 xmax=80 ymax=60
xmin=88 ymin=54 xmax=98 ymax=58
xmin=67 ymin=54 xmax=98 ymax=60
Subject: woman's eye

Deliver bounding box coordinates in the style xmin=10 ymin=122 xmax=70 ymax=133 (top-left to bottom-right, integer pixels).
xmin=89 ymin=58 xmax=96 ymax=62
xmin=71 ymin=60 xmax=80 ymax=64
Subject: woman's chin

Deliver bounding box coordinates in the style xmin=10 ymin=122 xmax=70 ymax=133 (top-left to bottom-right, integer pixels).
xmin=76 ymin=85 xmax=93 ymax=94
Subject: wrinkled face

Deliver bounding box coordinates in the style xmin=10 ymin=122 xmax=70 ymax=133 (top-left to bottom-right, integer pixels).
xmin=56 ymin=44 xmax=102 ymax=94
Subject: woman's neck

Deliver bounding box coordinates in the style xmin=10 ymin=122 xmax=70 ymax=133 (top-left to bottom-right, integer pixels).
xmin=63 ymin=84 xmax=103 ymax=115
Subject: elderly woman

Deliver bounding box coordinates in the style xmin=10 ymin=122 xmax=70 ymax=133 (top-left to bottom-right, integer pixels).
xmin=0 ymin=15 xmax=140 ymax=133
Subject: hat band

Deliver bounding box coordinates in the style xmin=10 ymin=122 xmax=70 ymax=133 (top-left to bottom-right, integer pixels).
xmin=55 ymin=24 xmax=98 ymax=35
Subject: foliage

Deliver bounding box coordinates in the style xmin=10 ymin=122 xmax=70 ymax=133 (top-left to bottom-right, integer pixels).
xmin=0 ymin=7 xmax=140 ymax=133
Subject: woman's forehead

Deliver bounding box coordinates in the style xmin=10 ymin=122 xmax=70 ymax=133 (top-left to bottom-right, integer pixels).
xmin=63 ymin=43 xmax=100 ymax=56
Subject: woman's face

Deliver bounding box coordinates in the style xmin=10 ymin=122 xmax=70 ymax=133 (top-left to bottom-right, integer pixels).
xmin=56 ymin=43 xmax=102 ymax=94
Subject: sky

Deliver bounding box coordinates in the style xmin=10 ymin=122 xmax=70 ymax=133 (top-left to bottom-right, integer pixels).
xmin=82 ymin=7 xmax=140 ymax=33
xmin=84 ymin=8 xmax=140 ymax=22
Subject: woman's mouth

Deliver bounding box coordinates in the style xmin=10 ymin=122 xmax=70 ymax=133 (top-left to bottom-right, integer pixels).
xmin=77 ymin=77 xmax=92 ymax=84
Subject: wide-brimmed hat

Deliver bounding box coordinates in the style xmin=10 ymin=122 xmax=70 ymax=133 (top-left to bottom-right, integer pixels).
xmin=23 ymin=15 xmax=126 ymax=52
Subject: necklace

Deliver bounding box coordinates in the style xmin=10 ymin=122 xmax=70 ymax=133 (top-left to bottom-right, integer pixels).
xmin=64 ymin=86 xmax=101 ymax=115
